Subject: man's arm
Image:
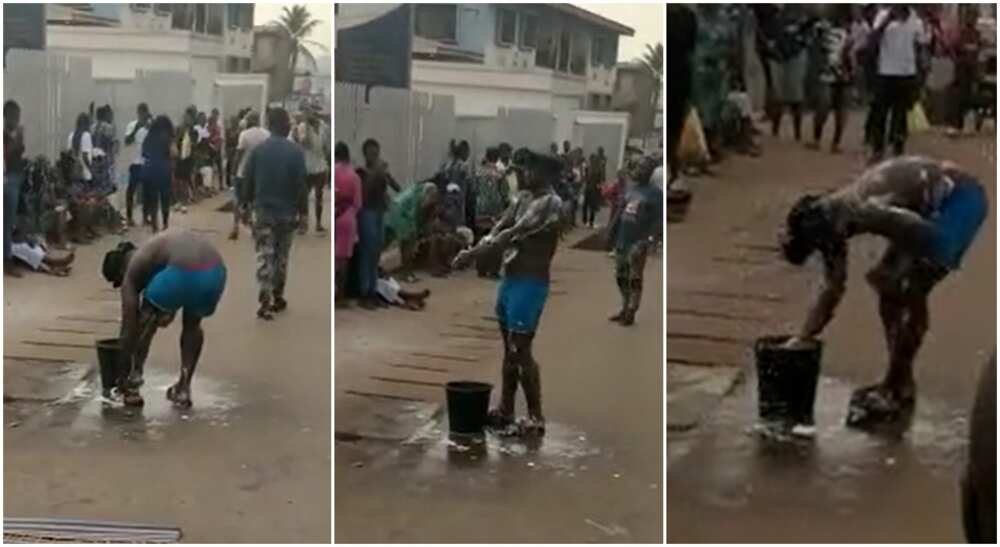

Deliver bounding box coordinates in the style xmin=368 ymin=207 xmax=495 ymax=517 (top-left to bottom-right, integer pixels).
xmin=116 ymin=244 xmax=160 ymax=378
xmin=799 ymin=242 xmax=848 ymax=339
xmin=456 ymin=194 xmax=559 ymax=265
xmin=245 ymin=147 xmax=257 ymax=205
xmin=852 ymin=199 xmax=936 ymax=253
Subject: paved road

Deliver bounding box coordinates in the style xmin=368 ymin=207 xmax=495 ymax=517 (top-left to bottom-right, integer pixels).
xmin=3 ymin=196 xmax=331 ymax=542
xmin=666 ymin=121 xmax=995 ymax=542
xmin=335 ymin=229 xmax=664 ymax=543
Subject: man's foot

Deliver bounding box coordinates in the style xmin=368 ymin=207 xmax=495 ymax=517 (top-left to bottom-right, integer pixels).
xmin=126 ymin=218 xmax=136 ymax=227
xmin=228 ymin=227 xmax=238 ymax=241
xmin=830 ymin=143 xmax=842 ymax=154
xmin=257 ymin=304 xmax=275 ymax=320
xmin=619 ymin=310 xmax=636 ymax=326
xmin=272 ymin=297 xmax=288 ymax=313
xmin=166 ymin=384 xmax=192 ymax=409
xmin=358 ymin=297 xmax=378 ymax=310
xmin=127 ymin=371 xmax=145 ymax=389
xmin=298 ymin=223 xmax=308 ymax=235
xmin=805 ymin=141 xmax=820 ymax=150
xmin=608 ymin=309 xmax=625 ymax=322
xmin=316 ymin=225 xmax=326 ymax=234
xmin=521 ymin=416 xmax=546 ymax=436
xmin=846 ymin=383 xmax=915 ymax=427
xmin=122 ymin=390 xmax=145 ymax=407
xmin=487 ymin=408 xmax=515 ymax=429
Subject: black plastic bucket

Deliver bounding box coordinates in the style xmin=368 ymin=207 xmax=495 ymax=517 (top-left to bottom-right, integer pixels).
xmin=96 ymin=338 xmax=122 ymax=395
xmin=755 ymin=335 xmax=823 ymax=426
xmin=445 ymin=381 xmax=492 ymax=434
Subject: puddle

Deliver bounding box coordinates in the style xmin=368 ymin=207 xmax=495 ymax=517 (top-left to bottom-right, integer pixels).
xmin=41 ymin=368 xmax=240 ymax=444
xmin=677 ymin=373 xmax=969 ymax=510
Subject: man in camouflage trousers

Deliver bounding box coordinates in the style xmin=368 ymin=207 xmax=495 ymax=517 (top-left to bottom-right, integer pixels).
xmin=609 ymin=157 xmax=663 ymax=326
xmin=244 ymin=107 xmax=307 ymax=320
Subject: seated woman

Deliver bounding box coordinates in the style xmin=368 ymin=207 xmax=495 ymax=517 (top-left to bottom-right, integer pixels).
xmin=10 ymin=230 xmax=75 ymax=276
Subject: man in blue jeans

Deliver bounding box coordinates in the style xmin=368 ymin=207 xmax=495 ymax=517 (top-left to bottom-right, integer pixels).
xmin=355 ymin=139 xmax=400 ymax=309
xmin=453 ymin=149 xmax=564 ymax=435
xmin=4 ymin=100 xmax=26 ymax=277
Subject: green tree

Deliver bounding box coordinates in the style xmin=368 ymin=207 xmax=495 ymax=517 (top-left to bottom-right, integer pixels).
xmin=638 ymin=42 xmax=663 ymax=108
xmin=272 ymin=5 xmax=327 ymax=72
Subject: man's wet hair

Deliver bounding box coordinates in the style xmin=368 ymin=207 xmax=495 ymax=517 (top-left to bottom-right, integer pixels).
xmin=102 ymin=241 xmax=137 ymax=288
xmin=335 ymin=141 xmax=350 ymax=163
xmin=362 ymin=138 xmax=380 ymax=155
xmin=782 ymin=194 xmax=833 ymax=265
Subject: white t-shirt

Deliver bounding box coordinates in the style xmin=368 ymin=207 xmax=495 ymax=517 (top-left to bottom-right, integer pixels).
xmin=67 ymin=131 xmax=94 ymax=181
xmin=296 ymin=121 xmax=329 ymax=175
xmin=124 ymin=120 xmax=149 ymax=166
xmin=236 ymin=126 xmax=270 ymax=178
xmin=875 ymin=9 xmax=930 ymax=76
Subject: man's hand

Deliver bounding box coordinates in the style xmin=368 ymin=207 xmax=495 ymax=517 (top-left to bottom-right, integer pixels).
xmin=784 ymin=336 xmax=815 ymax=350
xmin=452 ymin=249 xmax=473 ymax=269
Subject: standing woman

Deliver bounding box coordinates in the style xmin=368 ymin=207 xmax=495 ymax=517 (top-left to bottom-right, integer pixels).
xmin=766 ymin=5 xmax=814 ymax=141
xmin=355 ymin=139 xmax=400 ymax=310
xmin=92 ymin=105 xmax=119 ymax=197
xmin=142 ymin=115 xmax=175 ymax=232
xmin=334 ymin=142 xmax=362 ymax=307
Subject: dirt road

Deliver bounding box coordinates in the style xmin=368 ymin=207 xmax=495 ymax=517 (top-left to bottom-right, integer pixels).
xmin=4 ymin=196 xmax=331 ymax=542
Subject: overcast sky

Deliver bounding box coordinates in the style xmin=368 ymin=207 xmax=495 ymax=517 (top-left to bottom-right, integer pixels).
xmin=254 ymin=2 xmax=332 ymax=53
xmin=580 ymin=4 xmax=663 ymax=62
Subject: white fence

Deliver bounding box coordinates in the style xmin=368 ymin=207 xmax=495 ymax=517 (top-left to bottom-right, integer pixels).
xmin=334 ymin=81 xmax=629 ymax=185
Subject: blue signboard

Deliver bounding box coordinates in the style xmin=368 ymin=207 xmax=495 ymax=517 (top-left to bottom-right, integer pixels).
xmin=335 ymin=4 xmax=412 ymax=89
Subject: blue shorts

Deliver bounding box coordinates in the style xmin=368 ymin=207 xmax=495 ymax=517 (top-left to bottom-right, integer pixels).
xmin=495 ymin=276 xmax=549 ymax=333
xmin=144 ymin=263 xmax=227 ymax=318
xmin=929 ymin=178 xmax=988 ymax=270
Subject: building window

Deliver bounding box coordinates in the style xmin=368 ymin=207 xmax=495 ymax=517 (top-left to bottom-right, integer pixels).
xmin=592 ymin=36 xmax=606 ymax=67
xmin=536 ymin=31 xmax=557 ymax=69
xmin=558 ymin=30 xmax=571 ymax=73
xmin=207 ymin=5 xmax=224 ymax=35
xmin=194 ymin=4 xmax=207 ymax=33
xmin=519 ymin=14 xmax=538 ymax=49
xmin=171 ymin=4 xmax=192 ymax=30
xmin=496 ymin=8 xmax=516 ymax=46
xmin=415 ymin=4 xmax=457 ymax=43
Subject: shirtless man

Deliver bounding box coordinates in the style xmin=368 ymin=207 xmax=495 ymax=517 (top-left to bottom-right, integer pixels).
xmin=102 ymin=230 xmax=227 ymax=407
xmin=453 ymin=149 xmax=564 ymax=435
xmin=782 ymin=156 xmax=988 ymax=421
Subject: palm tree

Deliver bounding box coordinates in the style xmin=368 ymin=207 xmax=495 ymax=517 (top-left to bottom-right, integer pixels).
xmin=272 ymin=5 xmax=327 ymax=73
xmin=638 ymin=42 xmax=663 ymax=108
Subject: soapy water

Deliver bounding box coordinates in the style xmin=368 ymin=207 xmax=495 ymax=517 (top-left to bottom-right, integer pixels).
xmin=40 ymin=368 xmax=241 ymax=443
xmin=358 ymin=419 xmax=604 ymax=484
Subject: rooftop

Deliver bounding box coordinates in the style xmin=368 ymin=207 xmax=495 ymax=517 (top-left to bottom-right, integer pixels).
xmin=550 ymin=4 xmax=635 ymax=36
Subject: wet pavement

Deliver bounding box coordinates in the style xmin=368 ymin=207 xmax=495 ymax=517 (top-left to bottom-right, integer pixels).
xmin=336 ymin=228 xmax=664 ymax=542
xmin=4 ymin=195 xmax=331 ymax=542
xmin=666 ymin=120 xmax=995 ymax=542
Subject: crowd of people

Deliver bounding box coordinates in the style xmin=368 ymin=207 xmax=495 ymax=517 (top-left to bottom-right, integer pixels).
xmin=333 ymin=136 xmax=662 ymax=311
xmin=3 ymin=98 xmax=331 ymax=280
xmin=668 ymin=4 xmax=992 ymax=186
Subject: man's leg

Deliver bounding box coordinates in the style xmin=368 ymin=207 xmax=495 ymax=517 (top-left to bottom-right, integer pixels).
xmin=314 ymin=177 xmax=326 ymax=232
xmin=129 ymin=304 xmax=161 ymax=389
xmin=832 ymin=84 xmax=848 ymax=151
xmin=511 ymin=331 xmax=544 ymax=431
xmin=125 ymin=165 xmax=138 ymax=226
xmin=230 ymin=177 xmax=242 ymax=240
xmin=167 ymin=310 xmax=203 ymax=408
xmin=254 ymin=222 xmax=277 ymax=318
xmin=621 ymin=243 xmax=649 ymax=326
xmin=889 ymin=77 xmax=912 ymax=156
xmin=272 ymin=221 xmax=295 ymax=312
xmin=869 ymin=76 xmax=892 ymax=159
xmin=494 ymin=326 xmax=519 ymax=423
xmin=610 ymin=248 xmax=630 ymax=321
